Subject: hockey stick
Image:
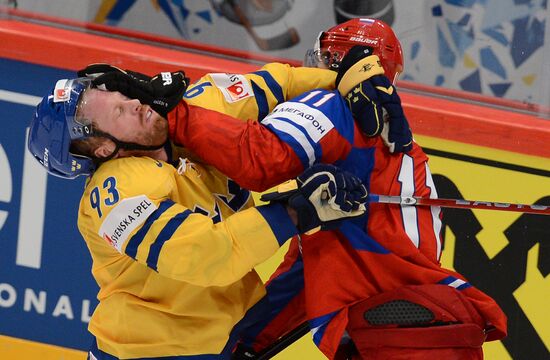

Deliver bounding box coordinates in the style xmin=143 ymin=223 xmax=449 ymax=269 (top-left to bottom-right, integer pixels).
xmin=255 ymin=322 xmax=310 ymax=360
xmin=227 ymin=0 xmax=299 ymax=50
xmin=261 ymin=189 xmax=550 ymax=216
xmin=369 ymin=194 xmax=550 ymax=215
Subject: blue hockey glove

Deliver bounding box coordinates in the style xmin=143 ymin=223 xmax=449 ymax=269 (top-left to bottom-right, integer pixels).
xmin=335 ymin=46 xmax=413 ymax=153
xmin=261 ymin=164 xmax=368 ymax=233
xmin=345 ymin=75 xmax=413 ymax=153
xmin=77 ymin=63 xmax=189 ymax=118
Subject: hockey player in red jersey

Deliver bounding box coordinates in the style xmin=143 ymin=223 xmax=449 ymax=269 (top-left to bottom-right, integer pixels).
xmin=80 ymin=18 xmax=507 ymax=359
xmin=180 ymin=20 xmax=505 ymax=359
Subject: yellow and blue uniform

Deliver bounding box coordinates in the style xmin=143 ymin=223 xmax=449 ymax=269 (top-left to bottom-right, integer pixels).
xmin=78 ymin=156 xmax=298 ymax=359
xmin=182 ymin=63 xmax=336 ymax=120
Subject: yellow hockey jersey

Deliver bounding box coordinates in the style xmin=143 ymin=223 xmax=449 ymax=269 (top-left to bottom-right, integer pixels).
xmin=183 ymin=62 xmax=336 ymax=120
xmin=78 ymin=156 xmax=298 ymax=358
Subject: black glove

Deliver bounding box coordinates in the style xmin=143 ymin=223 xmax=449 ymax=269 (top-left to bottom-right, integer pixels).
xmin=261 ymin=164 xmax=368 ymax=233
xmin=336 ymin=46 xmax=413 ymax=153
xmin=345 ymin=75 xmax=413 ymax=153
xmin=78 ymin=63 xmax=189 ymax=118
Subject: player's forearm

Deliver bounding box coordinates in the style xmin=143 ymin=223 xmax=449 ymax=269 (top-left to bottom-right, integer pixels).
xmin=285 ymin=65 xmax=337 ymax=98
xmin=150 ymin=203 xmax=298 ymax=287
xmin=170 ymin=103 xmax=304 ymax=192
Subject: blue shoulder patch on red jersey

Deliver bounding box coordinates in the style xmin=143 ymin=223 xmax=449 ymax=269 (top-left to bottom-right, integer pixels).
xmin=260 ymin=89 xmax=355 ymax=168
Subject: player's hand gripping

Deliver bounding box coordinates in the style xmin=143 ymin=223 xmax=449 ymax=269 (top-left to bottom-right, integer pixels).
xmin=77 ymin=63 xmax=189 ymax=118
xmin=335 ymin=46 xmax=413 ymax=153
xmin=261 ymin=164 xmax=368 ymax=233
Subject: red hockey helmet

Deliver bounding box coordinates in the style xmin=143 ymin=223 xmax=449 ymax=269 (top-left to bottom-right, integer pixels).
xmin=306 ymin=18 xmax=404 ymax=84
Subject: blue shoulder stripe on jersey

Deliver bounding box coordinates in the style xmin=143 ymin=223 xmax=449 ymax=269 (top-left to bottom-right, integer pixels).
xmin=250 ymin=80 xmax=269 ymax=121
xmin=456 ymin=282 xmax=472 ymax=290
xmin=252 ymin=70 xmax=284 ymax=104
xmin=262 ymin=122 xmax=308 ymax=169
xmin=147 ymin=209 xmax=193 ymax=271
xmin=438 ymin=276 xmax=472 ymax=290
xmin=125 ymin=200 xmax=175 ymax=259
xmin=262 ymin=116 xmax=322 ymax=169
xmin=255 ymin=203 xmax=298 ymax=246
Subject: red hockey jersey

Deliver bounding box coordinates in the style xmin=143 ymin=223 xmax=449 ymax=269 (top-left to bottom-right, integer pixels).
xmin=168 ymin=88 xmax=507 ymax=358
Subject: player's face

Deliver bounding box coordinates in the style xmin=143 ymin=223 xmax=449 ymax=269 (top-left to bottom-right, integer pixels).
xmin=78 ymin=89 xmax=168 ymax=146
xmin=316 ymin=49 xmax=332 ymax=69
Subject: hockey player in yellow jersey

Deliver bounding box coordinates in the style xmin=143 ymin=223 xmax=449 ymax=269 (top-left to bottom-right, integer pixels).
xmin=28 ymin=77 xmax=368 ymax=359
xmin=26 ymin=45 xmax=355 ymax=360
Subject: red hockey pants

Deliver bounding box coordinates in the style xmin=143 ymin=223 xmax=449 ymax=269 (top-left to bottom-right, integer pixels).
xmin=343 ymin=284 xmax=487 ymax=360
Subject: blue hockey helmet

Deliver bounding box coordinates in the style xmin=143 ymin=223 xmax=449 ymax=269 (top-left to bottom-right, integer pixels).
xmin=28 ymin=78 xmax=96 ymax=179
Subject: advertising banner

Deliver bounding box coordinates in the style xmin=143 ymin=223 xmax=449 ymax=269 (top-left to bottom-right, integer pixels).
xmin=0 ymin=58 xmax=98 ymax=357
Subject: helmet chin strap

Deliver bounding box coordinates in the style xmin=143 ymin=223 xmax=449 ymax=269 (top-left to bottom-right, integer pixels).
xmin=92 ymin=130 xmax=167 ymax=162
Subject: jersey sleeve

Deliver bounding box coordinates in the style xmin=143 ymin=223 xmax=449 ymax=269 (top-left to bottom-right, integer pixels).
xmin=255 ymin=63 xmax=337 ymax=101
xmin=259 ymin=89 xmax=355 ymax=170
xmin=78 ymin=157 xmax=298 ymax=287
xmin=182 ymin=63 xmax=336 ymax=125
xmin=170 ymin=103 xmax=305 ymax=191
xmin=169 ymin=90 xmax=354 ymax=192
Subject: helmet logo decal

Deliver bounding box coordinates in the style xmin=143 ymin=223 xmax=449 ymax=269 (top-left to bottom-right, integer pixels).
xmin=349 ymin=36 xmax=378 ymax=45
xmin=53 ymin=79 xmax=70 ymax=103
xmin=56 ymin=89 xmax=66 ymax=98
xmin=30 ymin=77 xmax=96 ymax=179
